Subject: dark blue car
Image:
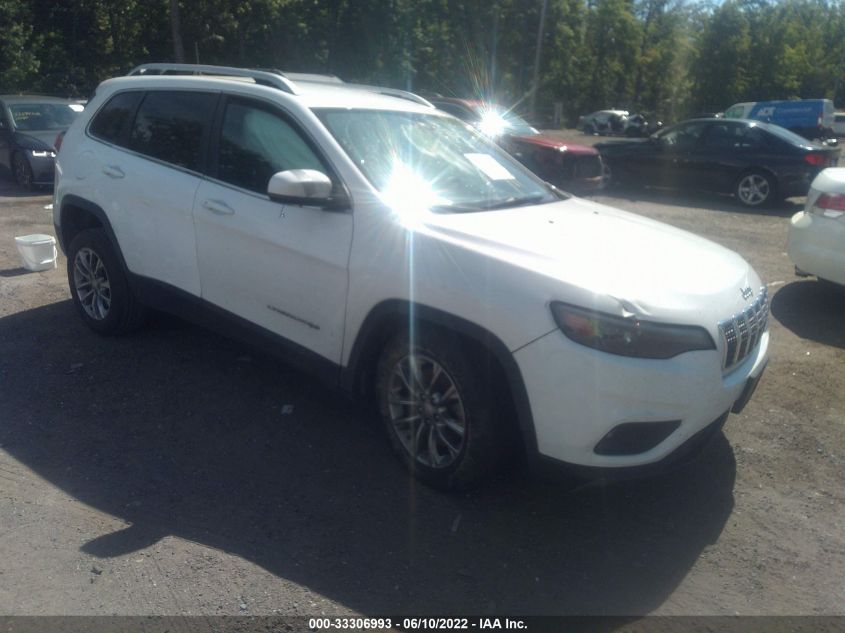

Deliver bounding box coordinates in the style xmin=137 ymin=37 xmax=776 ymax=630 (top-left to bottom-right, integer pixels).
xmin=0 ymin=95 xmax=83 ymax=190
xmin=596 ymin=118 xmax=840 ymax=207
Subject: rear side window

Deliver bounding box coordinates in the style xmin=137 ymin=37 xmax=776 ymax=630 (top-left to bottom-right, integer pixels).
xmin=89 ymin=92 xmax=143 ymax=145
xmin=129 ymin=91 xmax=217 ymax=171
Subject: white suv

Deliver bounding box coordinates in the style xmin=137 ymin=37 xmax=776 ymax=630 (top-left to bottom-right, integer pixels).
xmin=54 ymin=64 xmax=770 ymax=489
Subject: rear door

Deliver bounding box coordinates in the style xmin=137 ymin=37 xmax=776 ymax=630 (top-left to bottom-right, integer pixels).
xmin=105 ymin=90 xmax=218 ymax=296
xmin=193 ymin=95 xmax=353 ymax=364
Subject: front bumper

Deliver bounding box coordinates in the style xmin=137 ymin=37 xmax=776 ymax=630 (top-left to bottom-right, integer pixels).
xmin=28 ymin=154 xmax=56 ymax=186
xmin=514 ymin=327 xmax=769 ymax=469
xmin=788 ymin=211 xmax=845 ymax=286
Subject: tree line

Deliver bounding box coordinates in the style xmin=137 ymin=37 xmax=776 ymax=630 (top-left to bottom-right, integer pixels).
xmin=1 ymin=0 xmax=844 ymax=126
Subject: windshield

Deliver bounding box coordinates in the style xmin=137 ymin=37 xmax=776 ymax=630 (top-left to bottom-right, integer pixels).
xmin=316 ymin=109 xmax=557 ymax=212
xmin=9 ymin=103 xmax=81 ymax=131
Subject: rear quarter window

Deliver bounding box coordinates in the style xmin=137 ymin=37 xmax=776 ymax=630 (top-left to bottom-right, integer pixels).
xmin=89 ymin=91 xmax=144 ymax=146
xmin=128 ymin=91 xmax=218 ymax=172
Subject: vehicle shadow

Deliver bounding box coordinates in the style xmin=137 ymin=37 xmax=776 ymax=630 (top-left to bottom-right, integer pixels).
xmin=588 ymin=184 xmax=803 ymax=218
xmin=0 ymin=301 xmax=736 ymax=615
xmin=770 ymin=279 xmax=845 ymax=350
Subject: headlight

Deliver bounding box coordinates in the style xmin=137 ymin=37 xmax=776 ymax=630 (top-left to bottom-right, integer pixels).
xmin=30 ymin=150 xmax=55 ymax=158
xmin=550 ymin=301 xmax=715 ymax=359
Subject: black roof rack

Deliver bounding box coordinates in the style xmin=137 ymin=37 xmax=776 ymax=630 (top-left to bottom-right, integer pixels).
xmin=128 ymin=63 xmax=298 ymax=95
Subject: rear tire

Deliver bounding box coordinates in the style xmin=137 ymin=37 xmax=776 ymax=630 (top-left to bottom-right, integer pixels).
xmin=375 ymin=328 xmax=506 ymax=490
xmin=67 ymin=228 xmax=147 ymax=335
xmin=735 ymin=170 xmax=776 ymax=208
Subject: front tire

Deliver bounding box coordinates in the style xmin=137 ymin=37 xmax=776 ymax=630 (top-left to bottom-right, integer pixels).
xmin=67 ymin=229 xmax=146 ymax=335
xmin=735 ymin=171 xmax=776 ymax=208
xmin=375 ymin=328 xmax=506 ymax=490
xmin=12 ymin=152 xmax=34 ymax=191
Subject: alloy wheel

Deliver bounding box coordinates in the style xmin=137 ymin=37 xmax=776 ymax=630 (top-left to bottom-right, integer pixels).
xmin=73 ymin=247 xmax=112 ymax=320
xmin=387 ymin=353 xmax=467 ymax=469
xmin=13 ymin=154 xmax=32 ymax=189
xmin=737 ymin=174 xmax=770 ymax=206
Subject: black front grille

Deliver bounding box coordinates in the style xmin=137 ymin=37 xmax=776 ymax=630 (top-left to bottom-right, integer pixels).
xmin=719 ymin=287 xmax=769 ymax=371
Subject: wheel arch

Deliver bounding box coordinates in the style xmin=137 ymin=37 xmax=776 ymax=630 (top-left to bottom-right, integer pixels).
xmin=342 ymin=300 xmax=539 ymax=459
xmin=57 ymin=195 xmax=128 ymax=271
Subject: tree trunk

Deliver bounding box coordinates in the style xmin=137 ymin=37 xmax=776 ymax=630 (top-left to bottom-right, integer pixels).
xmin=169 ymin=0 xmax=185 ymax=63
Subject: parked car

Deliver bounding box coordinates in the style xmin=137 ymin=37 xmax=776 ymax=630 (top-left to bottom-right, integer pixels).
xmin=724 ymin=99 xmax=836 ymax=143
xmin=788 ymin=168 xmax=845 ymax=286
xmin=577 ymin=109 xmax=629 ymax=135
xmin=55 ymin=64 xmax=769 ymax=489
xmin=834 ymin=112 xmax=845 ymax=138
xmin=596 ymin=118 xmax=840 ymax=207
xmin=0 ymin=95 xmax=83 ymax=189
xmin=429 ymin=97 xmax=605 ymax=193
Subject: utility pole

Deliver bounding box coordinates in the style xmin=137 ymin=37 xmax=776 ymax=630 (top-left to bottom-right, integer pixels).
xmin=529 ymin=0 xmax=549 ymax=120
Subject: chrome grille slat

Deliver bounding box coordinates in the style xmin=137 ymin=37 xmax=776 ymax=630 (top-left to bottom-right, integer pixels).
xmin=718 ymin=286 xmax=769 ymax=371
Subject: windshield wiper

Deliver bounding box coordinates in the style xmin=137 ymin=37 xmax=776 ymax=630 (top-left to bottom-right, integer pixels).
xmin=477 ymin=194 xmax=548 ymax=210
xmin=430 ymin=194 xmax=551 ymax=214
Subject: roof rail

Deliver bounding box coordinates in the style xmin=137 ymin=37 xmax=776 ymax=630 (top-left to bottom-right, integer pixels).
xmin=127 ymin=63 xmax=299 ymax=95
xmin=344 ymin=83 xmax=433 ymax=108
xmin=278 ymin=72 xmax=345 ymax=84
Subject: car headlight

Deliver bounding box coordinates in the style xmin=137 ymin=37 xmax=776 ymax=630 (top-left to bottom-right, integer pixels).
xmin=550 ymin=301 xmax=715 ymax=359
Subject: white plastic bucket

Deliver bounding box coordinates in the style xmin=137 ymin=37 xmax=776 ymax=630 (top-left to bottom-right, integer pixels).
xmin=15 ymin=234 xmax=58 ymax=272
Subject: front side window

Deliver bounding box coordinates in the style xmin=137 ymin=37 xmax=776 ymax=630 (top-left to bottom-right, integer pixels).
xmin=701 ymin=122 xmax=745 ymax=149
xmin=217 ymin=98 xmax=325 ymax=193
xmin=129 ymin=91 xmax=217 ymax=171
xmin=89 ymin=91 xmax=144 ymax=145
xmin=657 ymin=121 xmax=710 ymax=150
xmin=316 ymin=109 xmax=556 ymax=212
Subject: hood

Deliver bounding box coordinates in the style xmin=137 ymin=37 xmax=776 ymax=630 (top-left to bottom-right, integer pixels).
xmin=13 ymin=130 xmax=60 ymax=151
xmin=507 ymin=133 xmax=598 ymax=156
xmin=421 ymin=197 xmax=758 ymax=322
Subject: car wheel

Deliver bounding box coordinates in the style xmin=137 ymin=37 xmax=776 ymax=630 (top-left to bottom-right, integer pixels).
xmin=67 ymin=228 xmax=146 ymax=335
xmin=735 ymin=171 xmax=776 ymax=208
xmin=12 ymin=152 xmax=34 ymax=191
xmin=376 ymin=328 xmax=506 ymax=490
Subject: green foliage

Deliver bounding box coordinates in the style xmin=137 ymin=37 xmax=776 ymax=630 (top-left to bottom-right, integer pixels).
xmin=1 ymin=0 xmax=844 ymax=123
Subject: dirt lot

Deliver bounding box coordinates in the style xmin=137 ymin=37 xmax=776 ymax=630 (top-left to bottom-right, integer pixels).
xmin=0 ymin=168 xmax=843 ymax=618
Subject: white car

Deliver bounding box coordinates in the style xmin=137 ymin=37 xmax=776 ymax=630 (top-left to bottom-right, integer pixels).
xmin=577 ymin=109 xmax=629 ymax=135
xmin=53 ymin=64 xmax=769 ymax=489
xmin=788 ymin=168 xmax=845 ymax=286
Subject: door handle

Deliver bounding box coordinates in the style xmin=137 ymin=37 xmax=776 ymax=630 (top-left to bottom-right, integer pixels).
xmin=202 ymin=199 xmax=235 ymax=215
xmin=102 ymin=165 xmax=124 ymax=179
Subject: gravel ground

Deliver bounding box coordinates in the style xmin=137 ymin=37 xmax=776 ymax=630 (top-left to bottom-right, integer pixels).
xmin=0 ymin=170 xmax=843 ymax=618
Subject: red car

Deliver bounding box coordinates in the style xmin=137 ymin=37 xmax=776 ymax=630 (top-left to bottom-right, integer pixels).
xmin=430 ymin=97 xmax=605 ymax=193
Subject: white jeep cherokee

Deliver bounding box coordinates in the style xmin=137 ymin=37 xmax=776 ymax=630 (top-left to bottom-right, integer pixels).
xmin=54 ymin=64 xmax=769 ymax=489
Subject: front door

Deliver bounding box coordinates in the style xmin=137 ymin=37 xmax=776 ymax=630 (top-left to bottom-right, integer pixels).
xmin=193 ymin=96 xmax=353 ymax=364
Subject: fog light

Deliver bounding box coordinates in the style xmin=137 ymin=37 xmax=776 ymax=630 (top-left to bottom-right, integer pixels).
xmin=594 ymin=420 xmax=681 ymax=455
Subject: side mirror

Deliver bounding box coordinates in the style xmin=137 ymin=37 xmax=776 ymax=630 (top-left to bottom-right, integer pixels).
xmin=267 ymin=169 xmax=348 ymax=210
